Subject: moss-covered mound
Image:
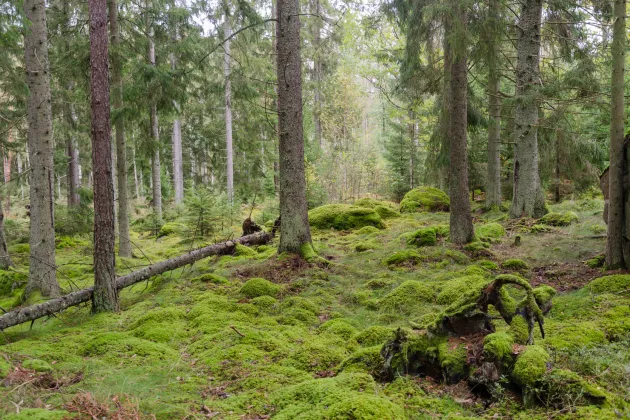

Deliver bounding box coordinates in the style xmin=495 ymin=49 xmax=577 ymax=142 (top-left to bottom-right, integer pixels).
xmin=400 ymin=187 xmax=450 ymax=213
xmin=501 ymin=258 xmax=528 ymax=270
xmin=475 ymin=222 xmax=506 ymax=241
xmin=539 ymin=211 xmax=579 ymax=226
xmin=354 ymin=198 xmax=400 ymax=219
xmin=239 ymin=278 xmax=280 ymax=298
xmin=587 ymin=274 xmax=630 ymax=294
xmin=309 ymin=204 xmax=385 ymax=230
xmin=406 ymin=227 xmax=438 ymax=247
xmin=380 ymin=281 xmax=435 ymax=313
xmin=512 ymin=345 xmax=550 ymax=387
xmin=436 ymin=275 xmax=491 ymax=305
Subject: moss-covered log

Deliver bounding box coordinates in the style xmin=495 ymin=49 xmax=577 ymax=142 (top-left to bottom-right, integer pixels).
xmin=0 ymin=232 xmax=272 ymax=330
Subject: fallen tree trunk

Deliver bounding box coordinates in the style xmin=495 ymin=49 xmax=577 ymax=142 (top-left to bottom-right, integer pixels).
xmin=0 ymin=232 xmax=272 ymax=331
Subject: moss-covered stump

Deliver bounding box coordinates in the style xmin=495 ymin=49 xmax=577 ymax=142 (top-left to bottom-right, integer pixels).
xmin=308 ymin=204 xmax=385 ymax=230
xmin=400 ymin=186 xmax=450 ymax=213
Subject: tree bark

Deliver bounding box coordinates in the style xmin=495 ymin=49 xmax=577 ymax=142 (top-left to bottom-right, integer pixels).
xmin=0 ymin=192 xmax=13 ymax=269
xmin=606 ymin=0 xmax=627 ymax=268
xmin=509 ymin=0 xmax=546 ymax=218
xmin=89 ymin=0 xmax=119 ymax=313
xmin=276 ymin=0 xmax=314 ymax=255
xmin=311 ymin=0 xmax=323 ymax=148
xmin=108 ymin=0 xmax=131 ymax=258
xmin=224 ymin=15 xmax=234 ymax=204
xmin=485 ymin=0 xmax=502 ymax=209
xmin=147 ymin=0 xmax=162 ymax=221
xmin=24 ymin=0 xmax=60 ymax=297
xmin=447 ymin=7 xmax=475 ymax=244
xmin=0 ymin=232 xmax=271 ymax=331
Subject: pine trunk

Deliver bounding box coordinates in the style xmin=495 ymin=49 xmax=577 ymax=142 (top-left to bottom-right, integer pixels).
xmin=109 ymin=0 xmax=131 ymax=258
xmin=224 ymin=16 xmax=234 ymax=204
xmin=147 ymin=0 xmax=162 ymax=220
xmin=276 ymin=0 xmax=313 ymax=255
xmin=24 ymin=0 xmax=60 ymax=297
xmin=509 ymin=0 xmax=546 ymax=218
xmin=447 ymin=7 xmax=475 ymax=244
xmin=171 ymin=29 xmax=184 ymax=205
xmin=311 ymin=0 xmax=322 ymax=148
xmin=485 ymin=0 xmax=502 ymax=209
xmin=606 ymin=0 xmax=626 ymax=268
xmin=0 ymin=191 xmax=12 ymax=269
xmin=4 ymin=130 xmax=13 ymax=214
xmin=89 ymin=0 xmax=118 ymax=312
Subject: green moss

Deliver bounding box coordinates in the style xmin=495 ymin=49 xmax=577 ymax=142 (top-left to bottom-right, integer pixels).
xmin=280 ymin=296 xmax=319 ymax=314
xmin=364 ymin=278 xmax=395 ymax=290
xmin=354 ymin=239 xmax=379 ymax=252
xmin=543 ymin=322 xmax=607 ymax=350
xmin=533 ymin=285 xmax=556 ymax=307
xmin=356 ymin=225 xmax=381 ymax=235
xmin=0 ymin=269 xmax=27 ymax=296
xmin=539 ymin=211 xmax=579 ymax=226
xmin=81 ymin=332 xmax=178 ymax=363
xmin=9 ymin=243 xmax=30 ymax=254
xmin=383 ymin=249 xmax=421 ymax=266
xmin=354 ymin=326 xmax=394 ymax=347
xmin=533 ymin=369 xmax=608 ymax=408
xmin=157 ymin=222 xmax=185 ymax=238
xmin=476 ymin=222 xmax=506 ymax=240
xmin=436 ymin=275 xmax=491 ymax=305
xmin=374 ymin=205 xmax=401 ymax=219
xmin=126 ymin=306 xmax=187 ymax=343
xmin=234 ymin=243 xmax=257 ymax=258
xmin=337 ymin=345 xmax=383 ymax=375
xmin=510 ymin=315 xmax=530 ymax=345
xmin=286 ymin=340 xmax=347 ymax=372
xmin=483 ymin=332 xmax=514 ymax=364
xmin=22 ymin=359 xmax=53 ymax=372
xmin=318 ymin=319 xmax=358 ymax=340
xmin=588 ymin=274 xmax=630 ymax=294
xmin=601 ymin=305 xmax=630 ymax=340
xmin=326 ymin=393 xmax=405 ymax=419
xmin=586 ymin=254 xmax=605 ymax=268
xmin=407 ymin=227 xmax=438 ymax=247
xmin=437 ymin=340 xmax=468 ymax=381
xmin=400 ymin=186 xmax=450 ymax=213
xmin=240 ymin=277 xmax=280 ymax=298
xmin=0 ymin=357 xmax=11 ymax=378
xmin=380 ymin=280 xmax=435 ymax=313
xmin=309 ymin=204 xmax=385 ymax=230
xmin=278 ymin=307 xmax=318 ymax=326
xmin=251 ymin=295 xmax=278 ymax=311
xmin=4 ymin=409 xmax=71 ymax=420
xmin=512 ymin=345 xmax=550 ymax=387
xmin=55 ymin=235 xmax=88 ymax=249
xmin=530 ymin=224 xmax=553 ymax=234
xmin=190 ymin=273 xmax=229 ymax=284
xmin=354 ymin=197 xmax=385 ymax=208
xmin=477 ymin=260 xmax=499 ymax=270
xmin=501 ymin=258 xmax=529 ymax=270
xmin=463 ymin=241 xmax=490 ymax=252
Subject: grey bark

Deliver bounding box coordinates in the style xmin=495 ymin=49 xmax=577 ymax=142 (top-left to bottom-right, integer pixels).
xmin=133 ymin=145 xmax=141 ymax=199
xmin=485 ymin=0 xmax=502 ymax=209
xmin=224 ymin=16 xmax=234 ymax=204
xmin=89 ymin=0 xmax=118 ymax=312
xmin=447 ymin=6 xmax=475 ymax=244
xmin=24 ymin=0 xmax=60 ymax=297
xmin=509 ymin=0 xmax=546 ymax=218
xmin=606 ymin=0 xmax=627 ymax=268
xmin=109 ymin=0 xmax=131 ymax=258
xmin=170 ymin=28 xmax=184 ymax=205
xmin=276 ymin=0 xmax=314 ymax=255
xmin=147 ymin=0 xmax=162 ymax=221
xmin=0 ymin=232 xmax=271 ymax=331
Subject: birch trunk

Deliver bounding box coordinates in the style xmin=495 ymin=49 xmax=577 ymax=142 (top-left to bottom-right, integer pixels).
xmin=24 ymin=0 xmax=60 ymax=297
xmin=509 ymin=0 xmax=546 ymax=218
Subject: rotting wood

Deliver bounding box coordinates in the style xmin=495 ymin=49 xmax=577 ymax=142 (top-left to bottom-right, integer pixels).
xmin=0 ymin=231 xmax=272 ymax=331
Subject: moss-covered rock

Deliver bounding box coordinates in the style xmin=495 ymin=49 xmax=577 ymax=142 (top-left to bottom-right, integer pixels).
xmin=354 ymin=326 xmax=394 ymax=347
xmin=476 ymin=222 xmax=506 ymax=240
xmin=585 ymin=254 xmax=605 ymax=269
xmin=539 ymin=211 xmax=579 ymax=226
xmin=436 ymin=275 xmax=491 ymax=305
xmin=190 ymin=273 xmax=229 ymax=284
xmin=309 ymin=204 xmax=385 ymax=230
xmin=407 ymin=227 xmax=438 ymax=247
xmin=374 ymin=205 xmax=401 ymax=219
xmin=601 ymin=305 xmax=630 ymax=340
xmin=400 ymin=186 xmax=450 ymax=213
xmin=354 ymin=239 xmax=379 ymax=252
xmin=512 ymin=345 xmax=550 ymax=387
xmin=380 ymin=281 xmax=435 ymax=313
xmin=356 ymin=225 xmax=381 ymax=235
xmin=501 ymin=258 xmax=529 ymax=270
xmin=463 ymin=241 xmax=490 ymax=252
xmin=483 ymin=332 xmax=514 ymax=365
xmin=533 ymin=285 xmax=556 ymax=309
xmin=587 ymin=274 xmax=630 ymax=294
xmin=318 ymin=319 xmax=358 ymax=340
xmin=530 ymin=224 xmax=553 ymax=234
xmin=383 ymin=249 xmax=421 ymax=266
xmin=240 ymin=278 xmax=280 ymax=298
xmin=22 ymin=359 xmax=53 ymax=372
xmin=477 ymin=260 xmax=499 ymax=270
xmin=364 ymin=278 xmax=396 ymax=290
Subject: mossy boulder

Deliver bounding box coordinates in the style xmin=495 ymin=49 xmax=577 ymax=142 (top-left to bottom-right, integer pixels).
xmin=383 ymin=249 xmax=421 ymax=266
xmin=400 ymin=186 xmax=450 ymax=213
xmin=539 ymin=211 xmax=579 ymax=226
xmin=308 ymin=204 xmax=385 ymax=230
xmin=22 ymin=359 xmax=53 ymax=372
xmin=240 ymin=278 xmax=280 ymax=298
xmin=501 ymin=258 xmax=528 ymax=271
xmin=463 ymin=241 xmax=490 ymax=252
xmin=354 ymin=326 xmax=394 ymax=347
xmin=81 ymin=332 xmax=178 ymax=362
xmin=406 ymin=227 xmax=438 ymax=247
xmin=380 ymin=281 xmax=435 ymax=313
xmin=512 ymin=345 xmax=550 ymax=387
xmin=483 ymin=332 xmax=514 ymax=365
xmin=436 ymin=275 xmax=491 ymax=305
xmin=374 ymin=205 xmax=401 ymax=219
xmin=356 ymin=225 xmax=381 ymax=235
xmin=190 ymin=273 xmax=229 ymax=284
xmin=475 ymin=222 xmax=506 ymax=240
xmin=587 ymin=274 xmax=630 ymax=294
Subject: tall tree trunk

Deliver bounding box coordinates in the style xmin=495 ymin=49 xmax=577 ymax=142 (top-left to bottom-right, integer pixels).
xmin=224 ymin=15 xmax=234 ymax=204
xmin=447 ymin=6 xmax=475 ymax=244
xmin=554 ymin=129 xmax=561 ymax=203
xmin=485 ymin=0 xmax=502 ymax=209
xmin=272 ymin=0 xmax=280 ymax=196
xmin=438 ymin=23 xmax=451 ymax=192
xmin=146 ymin=0 xmax=162 ymax=220
xmin=311 ymin=0 xmax=322 ymax=148
xmin=606 ymin=0 xmax=626 ymax=268
xmin=171 ymin=28 xmax=184 ymax=205
xmin=89 ymin=0 xmax=118 ymax=312
xmin=24 ymin=0 xmax=60 ymax=297
xmin=0 ymin=196 xmax=12 ymax=269
xmin=109 ymin=0 xmax=131 ymax=258
xmin=276 ymin=0 xmax=314 ymax=255
xmin=408 ymin=110 xmax=416 ymax=189
xmin=132 ymin=145 xmax=141 ymax=199
xmin=509 ymin=0 xmax=546 ymax=218
xmin=4 ymin=129 xmax=13 ymax=214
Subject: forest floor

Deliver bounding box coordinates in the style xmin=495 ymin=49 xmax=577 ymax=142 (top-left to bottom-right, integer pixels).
xmin=0 ymin=197 xmax=629 ymax=419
